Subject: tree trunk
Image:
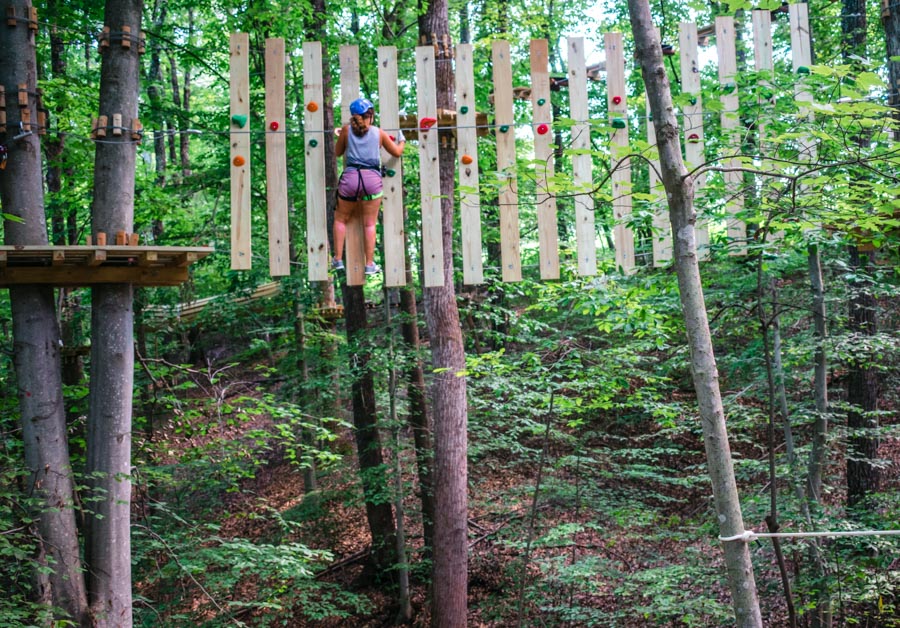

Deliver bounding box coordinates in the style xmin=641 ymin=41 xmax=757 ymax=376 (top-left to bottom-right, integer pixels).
xmin=84 ymin=1 xmax=143 ymax=624
xmin=342 ymin=285 xmax=398 ymax=575
xmin=0 ymin=2 xmax=90 ymax=623
xmin=886 ymin=0 xmax=900 ymax=140
xmin=178 ymin=8 xmax=193 ymax=177
xmin=419 ymin=2 xmax=470 ymax=625
xmin=147 ymin=0 xmax=167 ymax=185
xmin=627 ymin=3 xmax=763 ymax=625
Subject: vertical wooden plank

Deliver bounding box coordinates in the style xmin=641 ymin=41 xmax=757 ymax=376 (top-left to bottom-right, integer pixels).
xmin=567 ymin=37 xmax=596 ymax=277
xmin=646 ymin=94 xmax=671 ymax=265
xmin=753 ymin=10 xmax=781 ymax=242
xmin=416 ymin=46 xmax=444 ymax=287
xmin=680 ymin=21 xmax=709 ymax=258
xmin=455 ymin=43 xmax=484 ymax=285
xmin=605 ymin=32 xmax=634 ymax=273
xmin=340 ymin=45 xmax=366 ymax=286
xmin=492 ymin=40 xmax=521 ymax=282
xmin=230 ymin=32 xmax=251 ymax=270
xmin=530 ymin=39 xmax=560 ymax=280
xmin=378 ymin=46 xmax=407 ymax=287
xmin=265 ymin=38 xmax=290 ymax=276
xmin=303 ymin=41 xmax=328 ymax=282
xmin=791 ymin=4 xmax=815 ymax=124
xmin=716 ymin=16 xmax=746 ymax=254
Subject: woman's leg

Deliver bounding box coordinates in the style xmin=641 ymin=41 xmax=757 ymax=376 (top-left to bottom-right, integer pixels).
xmin=333 ymin=197 xmax=353 ymax=262
xmin=360 ymin=198 xmax=382 ymax=265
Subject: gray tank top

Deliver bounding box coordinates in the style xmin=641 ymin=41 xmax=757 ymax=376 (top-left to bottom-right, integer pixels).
xmin=345 ymin=126 xmax=381 ymax=169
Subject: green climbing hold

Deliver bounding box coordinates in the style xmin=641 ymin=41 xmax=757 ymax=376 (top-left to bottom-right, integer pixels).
xmin=537 ymin=98 xmax=546 ymax=106
xmin=611 ymin=117 xmax=626 ymax=129
xmin=797 ymin=66 xmax=810 ymax=75
xmin=231 ymin=114 xmax=248 ymax=128
xmin=689 ymin=96 xmax=697 ymax=106
xmin=499 ymin=124 xmax=510 ymax=133
xmin=722 ymin=81 xmax=736 ymax=94
xmin=460 ymin=105 xmax=469 ymax=114
xmin=385 ymin=168 xmax=396 ymax=177
xmin=309 ymin=139 xmax=318 ymax=147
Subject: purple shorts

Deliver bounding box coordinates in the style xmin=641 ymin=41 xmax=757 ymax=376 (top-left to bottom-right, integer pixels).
xmin=338 ymin=168 xmax=383 ymax=201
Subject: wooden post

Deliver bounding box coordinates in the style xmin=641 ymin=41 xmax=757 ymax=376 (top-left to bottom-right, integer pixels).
xmin=492 ymin=40 xmax=521 ymax=282
xmin=647 ymin=93 xmax=671 ymax=265
xmin=680 ymin=22 xmax=709 ymax=259
xmin=230 ymin=32 xmax=252 ymax=270
xmin=530 ymin=39 xmax=560 ymax=280
xmin=455 ymin=43 xmax=484 ymax=285
xmin=416 ymin=46 xmax=444 ymax=287
xmin=753 ymin=10 xmax=782 ymax=242
xmin=605 ymin=32 xmax=634 ymax=273
xmin=303 ymin=41 xmax=328 ymax=282
xmin=265 ymin=37 xmax=290 ymax=276
xmin=340 ymin=45 xmax=366 ymax=286
xmin=568 ymin=37 xmax=597 ymax=277
xmin=377 ymin=46 xmax=407 ymax=287
xmin=716 ymin=17 xmax=746 ymax=255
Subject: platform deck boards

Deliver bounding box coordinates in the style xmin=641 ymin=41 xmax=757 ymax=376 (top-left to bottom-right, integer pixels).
xmin=0 ymin=246 xmax=213 ymax=287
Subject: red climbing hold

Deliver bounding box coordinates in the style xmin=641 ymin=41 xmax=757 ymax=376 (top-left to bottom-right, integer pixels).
xmin=419 ymin=117 xmax=437 ymax=131
xmin=270 ymin=121 xmax=279 ymax=131
xmin=536 ymin=123 xmax=549 ymax=135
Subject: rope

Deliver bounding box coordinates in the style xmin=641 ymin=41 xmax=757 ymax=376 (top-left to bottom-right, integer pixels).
xmin=720 ymin=529 xmax=900 ymax=543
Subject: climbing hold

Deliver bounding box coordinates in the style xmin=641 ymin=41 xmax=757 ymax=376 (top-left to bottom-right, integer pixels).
xmin=688 ymin=133 xmax=700 ymax=143
xmin=306 ymin=101 xmax=319 ymax=112
xmin=797 ymin=66 xmax=810 ymax=75
xmin=461 ymin=154 xmax=473 ymax=165
xmin=231 ymin=114 xmax=248 ymax=128
xmin=536 ymin=123 xmax=549 ymax=135
xmin=661 ymin=44 xmax=675 ymax=56
xmin=460 ymin=105 xmax=469 ymax=114
xmin=612 ymin=95 xmax=622 ymax=105
xmin=537 ymin=98 xmax=546 ymax=106
xmin=760 ymin=88 xmax=774 ymax=101
xmin=611 ymin=117 xmax=626 ymax=129
xmin=499 ymin=124 xmax=509 ymax=133
xmin=722 ymin=81 xmax=736 ymax=94
xmin=385 ymin=168 xmax=396 ymax=177
xmin=269 ymin=121 xmax=279 ymax=131
xmin=419 ymin=116 xmax=437 ymax=131
xmin=689 ymin=96 xmax=697 ymax=106
xmin=309 ymin=139 xmax=318 ymax=147
xmin=232 ymin=155 xmax=245 ymax=166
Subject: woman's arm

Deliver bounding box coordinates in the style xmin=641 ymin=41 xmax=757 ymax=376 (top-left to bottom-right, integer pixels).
xmin=380 ymin=128 xmax=405 ymax=158
xmin=335 ymin=125 xmax=349 ymax=157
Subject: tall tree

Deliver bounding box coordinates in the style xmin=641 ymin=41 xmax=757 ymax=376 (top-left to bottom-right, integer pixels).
xmin=0 ymin=2 xmax=89 ymax=623
xmin=418 ymin=2 xmax=470 ymax=626
xmin=627 ymin=1 xmax=763 ymax=625
xmin=84 ymin=0 xmax=143 ymax=624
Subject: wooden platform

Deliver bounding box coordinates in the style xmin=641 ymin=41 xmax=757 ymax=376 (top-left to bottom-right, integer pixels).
xmin=0 ymin=245 xmax=213 ymax=287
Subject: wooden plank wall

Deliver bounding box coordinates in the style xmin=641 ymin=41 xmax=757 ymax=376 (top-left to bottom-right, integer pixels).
xmin=264 ymin=37 xmax=290 ymax=276
xmin=493 ymin=40 xmax=522 ymax=283
xmin=377 ymin=46 xmax=407 ymax=288
xmin=416 ymin=45 xmax=444 ymax=287
xmin=680 ymin=21 xmax=709 ymax=259
xmin=716 ymin=16 xmax=746 ymax=255
xmin=229 ymin=32 xmax=251 ymax=270
xmin=302 ymin=41 xmax=328 ymax=282
xmin=456 ymin=43 xmax=484 ymax=285
xmin=568 ymin=37 xmax=597 ymax=277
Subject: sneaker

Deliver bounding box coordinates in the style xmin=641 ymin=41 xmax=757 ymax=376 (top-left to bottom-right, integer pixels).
xmin=364 ymin=262 xmax=381 ymax=275
xmin=331 ymin=259 xmax=344 ymax=271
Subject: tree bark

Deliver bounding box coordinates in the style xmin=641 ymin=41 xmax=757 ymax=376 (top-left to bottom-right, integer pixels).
xmin=0 ymin=2 xmax=90 ymax=623
xmin=885 ymin=0 xmax=900 ymax=140
xmin=419 ymin=2 xmax=470 ymax=625
xmin=627 ymin=3 xmax=763 ymax=625
xmin=84 ymin=1 xmax=143 ymax=624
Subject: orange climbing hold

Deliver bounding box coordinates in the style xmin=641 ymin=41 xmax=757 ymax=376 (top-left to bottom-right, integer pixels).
xmin=306 ymin=101 xmax=319 ymax=112
xmin=232 ymin=155 xmax=245 ymax=166
xmin=461 ymin=154 xmax=473 ymax=165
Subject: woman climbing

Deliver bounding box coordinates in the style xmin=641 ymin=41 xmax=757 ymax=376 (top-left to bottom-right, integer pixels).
xmin=332 ymin=97 xmax=406 ymax=275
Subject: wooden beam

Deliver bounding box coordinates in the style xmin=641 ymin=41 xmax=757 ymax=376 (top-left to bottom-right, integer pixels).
xmin=680 ymin=22 xmax=709 ymax=259
xmin=265 ymin=37 xmax=290 ymax=277
xmin=230 ymin=32 xmax=252 ymax=270
xmin=377 ymin=45 xmax=408 ymax=287
xmin=302 ymin=41 xmax=329 ymax=282
xmin=416 ymin=45 xmax=444 ymax=287
xmin=455 ymin=43 xmax=484 ymax=286
xmin=606 ymin=32 xmax=635 ymax=274
xmin=339 ymin=45 xmax=366 ymax=287
xmin=530 ymin=39 xmax=560 ymax=281
xmin=717 ymin=16 xmax=746 ymax=255
xmin=492 ymin=40 xmax=521 ymax=282
xmin=0 ymin=266 xmax=190 ymax=287
xmin=569 ymin=37 xmax=597 ymax=277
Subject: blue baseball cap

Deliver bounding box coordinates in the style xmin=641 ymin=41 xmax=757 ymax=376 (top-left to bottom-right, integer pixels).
xmin=349 ymin=98 xmax=374 ymax=116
